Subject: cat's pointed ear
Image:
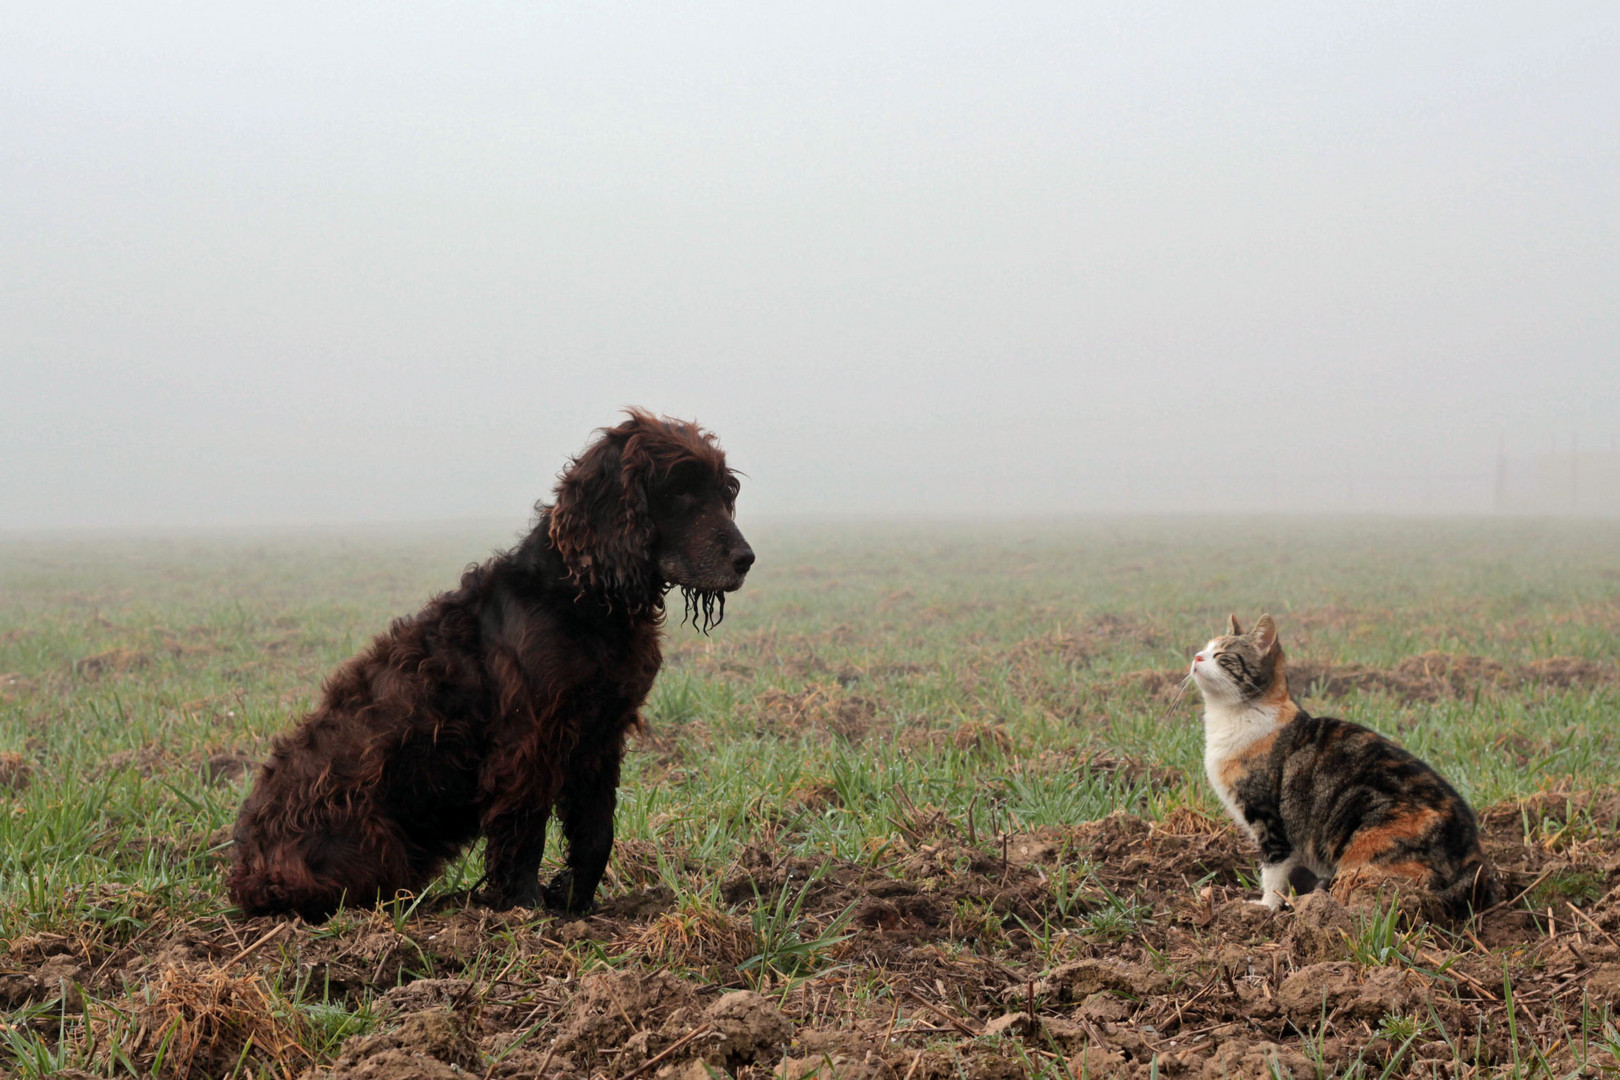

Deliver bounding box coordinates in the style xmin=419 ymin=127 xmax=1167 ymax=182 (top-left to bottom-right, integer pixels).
xmin=1226 ymin=613 xmax=1243 ymax=636
xmin=1252 ymin=613 xmax=1278 ymax=653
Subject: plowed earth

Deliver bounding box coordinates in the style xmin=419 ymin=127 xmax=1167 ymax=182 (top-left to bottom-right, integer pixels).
xmin=7 ymin=791 xmax=1620 ymax=1079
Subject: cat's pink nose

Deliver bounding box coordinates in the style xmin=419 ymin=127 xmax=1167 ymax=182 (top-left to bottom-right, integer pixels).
xmin=1194 ymin=654 xmax=1205 ymax=663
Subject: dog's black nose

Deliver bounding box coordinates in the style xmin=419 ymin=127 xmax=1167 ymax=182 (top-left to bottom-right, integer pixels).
xmin=732 ymin=546 xmax=756 ymax=575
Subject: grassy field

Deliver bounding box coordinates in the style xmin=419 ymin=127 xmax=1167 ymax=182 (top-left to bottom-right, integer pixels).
xmin=3 ymin=516 xmax=1620 ymax=1079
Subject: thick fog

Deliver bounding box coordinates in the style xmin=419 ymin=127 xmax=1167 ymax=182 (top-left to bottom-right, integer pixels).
xmin=4 ymin=4 xmax=1617 ymax=527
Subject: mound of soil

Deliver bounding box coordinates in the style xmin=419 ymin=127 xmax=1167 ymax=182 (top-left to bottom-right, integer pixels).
xmin=72 ymin=648 xmax=150 ymax=680
xmin=750 ymin=683 xmax=878 ymax=742
xmin=1007 ymin=615 xmax=1163 ymax=671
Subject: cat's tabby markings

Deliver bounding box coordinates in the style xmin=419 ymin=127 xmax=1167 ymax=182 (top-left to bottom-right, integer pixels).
xmin=1191 ymin=614 xmax=1497 ymax=916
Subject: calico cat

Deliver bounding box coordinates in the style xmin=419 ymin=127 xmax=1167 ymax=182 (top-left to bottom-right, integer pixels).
xmin=1191 ymin=613 xmax=1497 ymax=916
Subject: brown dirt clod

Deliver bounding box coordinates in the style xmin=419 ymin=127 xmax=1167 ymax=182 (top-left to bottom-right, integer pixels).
xmin=1029 ymin=957 xmax=1170 ymax=1003
xmin=315 ymin=1009 xmax=481 ymax=1080
xmin=0 ymin=750 xmax=30 ymax=792
xmin=1280 ymin=890 xmax=1354 ymax=964
xmin=551 ymin=969 xmax=703 ymax=1064
xmin=698 ymin=990 xmax=794 ymax=1069
xmin=1276 ymin=961 xmax=1428 ymax=1024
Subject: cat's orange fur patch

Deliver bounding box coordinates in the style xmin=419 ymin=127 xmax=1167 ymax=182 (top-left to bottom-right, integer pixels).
xmin=1260 ymin=659 xmax=1297 ymax=718
xmin=1216 ymin=730 xmax=1279 ymax=788
xmin=1269 ymin=697 xmax=1300 ymax=724
xmin=1337 ymin=808 xmax=1441 ymax=869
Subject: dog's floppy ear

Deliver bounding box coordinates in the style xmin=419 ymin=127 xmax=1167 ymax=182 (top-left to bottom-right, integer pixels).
xmin=549 ymin=424 xmax=659 ymax=604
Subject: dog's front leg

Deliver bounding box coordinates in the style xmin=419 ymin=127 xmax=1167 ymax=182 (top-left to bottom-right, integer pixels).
xmin=544 ymin=750 xmax=620 ymax=914
xmin=479 ymin=805 xmax=549 ymax=910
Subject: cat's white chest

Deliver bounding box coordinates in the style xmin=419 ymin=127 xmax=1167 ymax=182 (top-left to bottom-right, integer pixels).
xmin=1202 ymin=702 xmax=1279 ymax=836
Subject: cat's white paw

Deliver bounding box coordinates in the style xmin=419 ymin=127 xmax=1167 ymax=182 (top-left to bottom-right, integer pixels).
xmin=1252 ymin=894 xmax=1290 ymax=912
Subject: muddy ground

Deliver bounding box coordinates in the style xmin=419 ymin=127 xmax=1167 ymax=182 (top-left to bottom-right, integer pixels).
xmin=6 ymin=789 xmax=1620 ymax=1079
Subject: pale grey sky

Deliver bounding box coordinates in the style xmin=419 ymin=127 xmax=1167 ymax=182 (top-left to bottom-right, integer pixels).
xmin=4 ymin=3 xmax=1617 ymax=526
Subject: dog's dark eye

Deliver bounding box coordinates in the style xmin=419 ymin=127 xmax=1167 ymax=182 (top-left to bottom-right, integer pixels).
xmin=656 ymin=488 xmax=698 ymax=511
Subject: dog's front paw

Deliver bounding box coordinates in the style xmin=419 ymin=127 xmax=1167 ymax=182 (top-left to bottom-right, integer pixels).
xmin=543 ymin=871 xmax=596 ymax=915
xmin=478 ymin=880 xmax=543 ymax=911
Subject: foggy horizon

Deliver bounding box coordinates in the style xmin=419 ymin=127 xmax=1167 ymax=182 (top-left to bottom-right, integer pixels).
xmin=5 ymin=4 xmax=1618 ymax=529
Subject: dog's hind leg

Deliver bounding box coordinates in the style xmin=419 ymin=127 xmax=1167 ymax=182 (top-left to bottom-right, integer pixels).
xmin=255 ymin=823 xmax=419 ymax=922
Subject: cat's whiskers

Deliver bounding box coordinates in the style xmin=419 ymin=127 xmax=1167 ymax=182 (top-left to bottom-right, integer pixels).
xmin=1151 ymin=674 xmax=1194 ymax=728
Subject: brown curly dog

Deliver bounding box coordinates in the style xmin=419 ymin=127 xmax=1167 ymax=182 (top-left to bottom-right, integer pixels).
xmin=226 ymin=410 xmax=753 ymax=920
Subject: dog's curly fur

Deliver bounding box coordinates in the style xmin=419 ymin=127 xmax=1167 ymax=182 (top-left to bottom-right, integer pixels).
xmin=226 ymin=411 xmax=753 ymax=920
